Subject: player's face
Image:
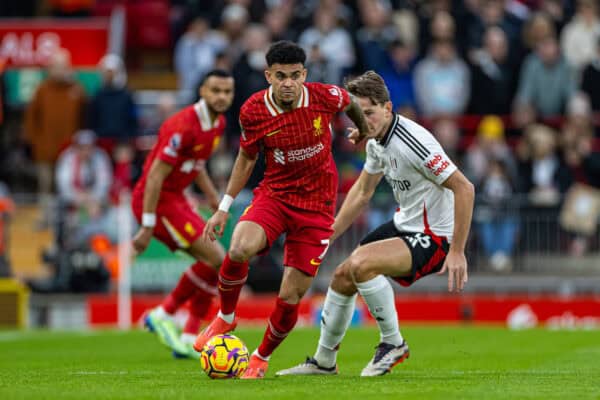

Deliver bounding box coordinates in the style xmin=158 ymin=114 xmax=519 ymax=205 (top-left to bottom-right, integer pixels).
xmin=265 ymin=63 xmax=306 ymax=108
xmin=356 ymin=97 xmax=394 ymax=140
xmin=200 ymin=76 xmax=235 ymax=114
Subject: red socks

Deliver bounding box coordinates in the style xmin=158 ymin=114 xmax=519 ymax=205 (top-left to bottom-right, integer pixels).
xmin=218 ymin=254 xmax=249 ymax=315
xmin=257 ymin=297 xmax=299 ymax=358
xmin=183 ymin=291 xmax=214 ymax=334
xmin=162 ymin=261 xmax=217 ymax=315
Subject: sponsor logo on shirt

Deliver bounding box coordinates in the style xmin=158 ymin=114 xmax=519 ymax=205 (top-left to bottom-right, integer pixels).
xmin=287 ymin=143 xmax=324 ymax=162
xmin=274 ymin=148 xmax=285 ymax=165
xmin=273 ymin=143 xmax=325 ymax=164
xmin=179 ymin=159 xmax=204 ymax=173
xmin=180 ymin=160 xmax=195 ymax=172
xmin=387 ymin=178 xmax=412 ymax=191
xmin=425 ymin=154 xmax=450 ymax=176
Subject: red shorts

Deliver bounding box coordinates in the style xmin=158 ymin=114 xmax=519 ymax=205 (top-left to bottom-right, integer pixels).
xmin=239 ymin=192 xmax=334 ymax=276
xmin=132 ymin=192 xmax=204 ymax=251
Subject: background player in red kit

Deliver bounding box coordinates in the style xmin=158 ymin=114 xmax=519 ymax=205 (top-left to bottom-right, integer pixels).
xmin=195 ymin=41 xmax=370 ymax=378
xmin=131 ymin=70 xmax=234 ymax=359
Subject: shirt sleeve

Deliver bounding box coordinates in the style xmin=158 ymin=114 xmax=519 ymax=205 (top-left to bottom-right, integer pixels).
xmin=363 ymin=139 xmax=384 ymax=175
xmin=313 ymin=83 xmax=351 ymax=113
xmin=239 ymin=111 xmax=260 ymax=157
xmin=404 ymin=127 xmax=457 ymax=185
xmin=157 ymin=128 xmax=190 ymax=166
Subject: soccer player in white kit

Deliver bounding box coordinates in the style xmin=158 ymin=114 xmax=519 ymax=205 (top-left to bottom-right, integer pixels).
xmin=276 ymin=71 xmax=475 ymax=377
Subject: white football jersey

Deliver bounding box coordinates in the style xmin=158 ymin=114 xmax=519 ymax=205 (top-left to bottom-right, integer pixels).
xmin=363 ymin=114 xmax=457 ymax=241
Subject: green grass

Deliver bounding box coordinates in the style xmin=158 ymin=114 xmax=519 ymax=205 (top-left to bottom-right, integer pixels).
xmin=1 ymin=326 xmax=599 ymax=399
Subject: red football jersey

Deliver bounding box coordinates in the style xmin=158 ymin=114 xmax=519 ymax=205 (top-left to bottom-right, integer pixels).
xmin=239 ymin=82 xmax=350 ymax=213
xmin=133 ymin=100 xmax=226 ymax=197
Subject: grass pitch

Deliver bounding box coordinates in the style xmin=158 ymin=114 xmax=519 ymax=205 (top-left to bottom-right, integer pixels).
xmin=1 ymin=325 xmax=598 ymax=400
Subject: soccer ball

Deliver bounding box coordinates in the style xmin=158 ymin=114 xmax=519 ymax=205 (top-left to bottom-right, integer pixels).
xmin=200 ymin=334 xmax=249 ymax=379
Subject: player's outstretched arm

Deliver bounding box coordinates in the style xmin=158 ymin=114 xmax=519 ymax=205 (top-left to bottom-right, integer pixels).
xmin=344 ymin=97 xmax=370 ymax=144
xmin=331 ymin=170 xmax=383 ymax=242
xmin=195 ymin=165 xmax=220 ymax=211
xmin=437 ymin=170 xmax=475 ymax=292
xmin=132 ymin=159 xmax=173 ymax=255
xmin=202 ymin=148 xmax=258 ymax=241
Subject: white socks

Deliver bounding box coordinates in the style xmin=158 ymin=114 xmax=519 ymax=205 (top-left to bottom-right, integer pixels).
xmin=356 ymin=275 xmax=403 ymax=346
xmin=153 ymin=306 xmax=171 ymax=319
xmin=180 ymin=333 xmax=196 ymax=345
xmin=218 ymin=310 xmax=235 ymax=324
xmin=314 ymin=289 xmax=357 ymax=368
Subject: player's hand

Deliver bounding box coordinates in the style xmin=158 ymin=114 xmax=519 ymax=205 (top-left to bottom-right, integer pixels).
xmin=437 ymin=250 xmax=468 ymax=293
xmin=346 ymin=127 xmax=363 ymax=145
xmin=203 ymin=210 xmax=228 ymax=241
xmin=132 ymin=227 xmax=153 ymax=256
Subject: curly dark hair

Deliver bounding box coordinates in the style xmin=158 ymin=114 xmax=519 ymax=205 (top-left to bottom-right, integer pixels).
xmin=265 ymin=41 xmax=306 ymax=67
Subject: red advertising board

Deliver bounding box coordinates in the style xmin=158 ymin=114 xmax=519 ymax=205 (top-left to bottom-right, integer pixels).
xmin=0 ymin=19 xmax=109 ymax=67
xmin=87 ymin=293 xmax=600 ymax=329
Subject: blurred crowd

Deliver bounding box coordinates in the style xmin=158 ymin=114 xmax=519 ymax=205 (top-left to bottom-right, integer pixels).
xmin=1 ymin=0 xmax=600 ymax=276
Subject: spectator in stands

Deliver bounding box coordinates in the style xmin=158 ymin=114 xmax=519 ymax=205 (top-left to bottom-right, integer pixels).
xmin=55 ymin=129 xmax=113 ymax=248
xmin=24 ymin=49 xmax=86 ymax=227
xmin=580 ymin=37 xmax=600 ymax=112
xmin=380 ymin=39 xmax=417 ymax=113
xmin=560 ymin=127 xmax=600 ymax=256
xmin=466 ymin=0 xmax=522 ymax=62
xmin=140 ymin=92 xmax=177 ymax=137
xmin=560 ymin=0 xmax=600 ymax=73
xmin=89 ymin=54 xmax=138 ymax=146
xmin=538 ymin=0 xmax=572 ymax=33
xmin=220 ymin=4 xmax=250 ymax=65
xmin=517 ymin=124 xmax=572 ymax=207
xmin=231 ymin=24 xmax=271 ymax=135
xmin=298 ymin=6 xmax=355 ymax=84
xmin=468 ymin=27 xmax=516 ymax=115
xmin=475 ymin=157 xmax=519 ymax=272
xmin=414 ymin=39 xmax=470 ymax=118
xmin=513 ymin=35 xmax=576 ymax=126
xmin=431 ymin=117 xmax=461 ymax=162
xmin=522 ymin=12 xmax=557 ymax=53
xmin=263 ymin=5 xmax=296 ymax=42
xmin=561 ymin=92 xmax=595 ymax=153
xmin=356 ymin=0 xmax=400 ymax=71
xmin=174 ymin=17 xmax=227 ymax=104
xmin=463 ymin=115 xmax=517 ymax=188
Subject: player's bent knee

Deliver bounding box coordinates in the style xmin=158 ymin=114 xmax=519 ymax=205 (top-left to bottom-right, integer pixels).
xmin=347 ymin=251 xmax=377 ymax=283
xmin=331 ymin=264 xmax=355 ymax=294
xmin=228 ymin=243 xmax=254 ymax=262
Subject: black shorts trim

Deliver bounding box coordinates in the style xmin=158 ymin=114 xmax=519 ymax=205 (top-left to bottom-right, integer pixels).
xmin=359 ymin=221 xmax=450 ymax=286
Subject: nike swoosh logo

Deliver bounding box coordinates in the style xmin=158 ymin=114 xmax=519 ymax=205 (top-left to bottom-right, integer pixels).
xmin=218 ymin=285 xmax=235 ymax=292
xmin=310 ymin=258 xmax=321 ymax=266
xmin=266 ymin=129 xmax=282 ymax=137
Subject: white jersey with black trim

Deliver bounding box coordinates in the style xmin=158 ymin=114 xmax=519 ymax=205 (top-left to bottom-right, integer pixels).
xmin=363 ymin=114 xmax=457 ymax=242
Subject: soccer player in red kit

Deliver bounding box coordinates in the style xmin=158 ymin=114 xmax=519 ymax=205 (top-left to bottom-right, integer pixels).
xmin=131 ymin=70 xmax=234 ymax=359
xmin=194 ymin=41 xmax=370 ymax=378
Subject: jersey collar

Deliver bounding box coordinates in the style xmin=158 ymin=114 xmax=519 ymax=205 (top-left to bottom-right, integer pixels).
xmin=194 ymin=99 xmax=219 ymax=131
xmin=263 ymin=85 xmax=309 ymax=116
xmin=378 ymin=114 xmax=399 ymax=147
